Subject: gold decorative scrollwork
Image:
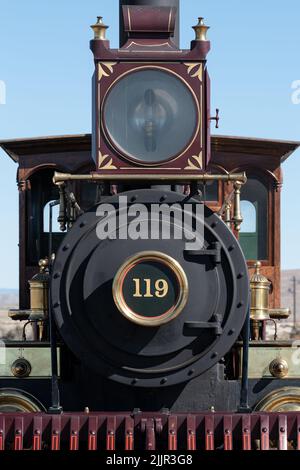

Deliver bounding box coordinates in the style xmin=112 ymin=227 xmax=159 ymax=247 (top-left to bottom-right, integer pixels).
xmin=98 ymin=62 xmax=117 ymax=81
xmin=184 ymin=63 xmax=203 ymax=81
xmin=184 ymin=152 xmax=203 ymax=170
xmin=98 ymin=152 xmax=117 ymax=170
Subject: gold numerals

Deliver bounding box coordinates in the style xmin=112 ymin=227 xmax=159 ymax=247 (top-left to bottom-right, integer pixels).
xmin=133 ymin=279 xmax=169 ymax=298
xmin=112 ymin=251 xmax=189 ymax=326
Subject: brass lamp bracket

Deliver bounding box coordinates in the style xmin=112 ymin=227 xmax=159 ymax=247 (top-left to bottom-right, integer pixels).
xmin=53 ymin=171 xmax=247 ymax=184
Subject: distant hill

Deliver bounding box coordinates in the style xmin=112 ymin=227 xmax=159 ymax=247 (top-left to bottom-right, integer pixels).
xmin=0 ymin=289 xmax=18 ymax=309
xmin=0 ymin=269 xmax=300 ymax=310
xmin=0 ymin=270 xmax=299 ymax=312
xmin=281 ymin=270 xmax=300 ymax=319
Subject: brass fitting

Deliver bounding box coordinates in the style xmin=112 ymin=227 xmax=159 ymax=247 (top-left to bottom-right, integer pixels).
xmin=250 ymin=262 xmax=271 ymax=322
xmin=192 ymin=17 xmax=210 ymax=42
xmin=28 ymin=258 xmax=49 ymax=340
xmin=91 ymin=16 xmax=108 ymax=40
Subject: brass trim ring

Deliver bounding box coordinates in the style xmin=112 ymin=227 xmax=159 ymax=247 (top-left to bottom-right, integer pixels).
xmin=112 ymin=251 xmax=189 ymax=327
xmin=255 ymin=387 xmax=300 ymax=412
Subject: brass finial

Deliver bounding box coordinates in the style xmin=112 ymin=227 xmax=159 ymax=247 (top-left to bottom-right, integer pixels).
xmin=91 ymin=16 xmax=109 ymax=40
xmin=193 ymin=17 xmax=210 ymax=42
xmin=255 ymin=261 xmax=261 ymax=274
xmin=38 ymin=258 xmax=49 ymax=273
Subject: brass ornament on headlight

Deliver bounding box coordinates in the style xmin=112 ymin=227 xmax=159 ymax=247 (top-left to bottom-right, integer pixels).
xmin=112 ymin=251 xmax=188 ymax=327
xmin=255 ymin=387 xmax=300 ymax=412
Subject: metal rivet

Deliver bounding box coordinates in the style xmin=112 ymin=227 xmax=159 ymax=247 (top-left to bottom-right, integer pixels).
xmin=90 ymin=431 xmax=96 ymax=435
xmin=16 ymin=430 xmax=21 ymax=435
xmin=160 ymin=195 xmax=167 ymax=202
xmin=228 ymin=329 xmax=235 ymax=335
xmin=188 ymin=369 xmax=194 ymax=376
xmin=211 ymin=222 xmax=218 ymax=228
xmin=53 ymin=302 xmax=60 ymax=309
xmin=237 ymin=302 xmax=244 ymax=308
xmin=72 ymin=430 xmax=78 ymax=435
xmin=53 ymin=272 xmax=61 ymax=279
xmin=161 ymin=378 xmax=167 ymax=384
xmin=207 ymin=430 xmax=212 ymax=435
xmin=35 ymin=430 xmax=40 ymax=435
xmin=228 ymin=245 xmax=235 ymax=252
xmin=131 ymin=378 xmax=138 ymax=385
xmin=53 ymin=430 xmax=59 ymax=435
xmin=262 ymin=427 xmax=268 ymax=433
xmin=62 ymin=244 xmax=70 ymax=251
xmin=211 ymin=352 xmax=218 ymax=359
xmin=130 ymin=195 xmax=138 ymax=202
xmin=80 ymin=221 xmax=87 ymax=228
xmin=280 ymin=427 xmax=285 ymax=433
xmin=237 ymin=272 xmax=244 ymax=279
xmin=225 ymin=429 xmax=230 ymax=434
xmin=243 ymin=428 xmax=249 ymax=433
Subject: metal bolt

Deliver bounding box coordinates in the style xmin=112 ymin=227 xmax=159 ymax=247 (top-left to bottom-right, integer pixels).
xmin=262 ymin=427 xmax=268 ymax=433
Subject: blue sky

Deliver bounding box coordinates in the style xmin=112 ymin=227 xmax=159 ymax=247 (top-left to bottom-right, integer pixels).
xmin=0 ymin=0 xmax=299 ymax=288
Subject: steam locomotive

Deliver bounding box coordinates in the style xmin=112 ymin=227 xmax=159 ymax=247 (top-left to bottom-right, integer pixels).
xmin=0 ymin=0 xmax=300 ymax=451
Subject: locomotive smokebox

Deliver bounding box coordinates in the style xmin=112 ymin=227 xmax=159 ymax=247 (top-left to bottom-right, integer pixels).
xmin=119 ymin=0 xmax=180 ymax=47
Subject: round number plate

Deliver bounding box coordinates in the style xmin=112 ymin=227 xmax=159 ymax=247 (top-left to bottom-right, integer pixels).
xmin=112 ymin=251 xmax=188 ymax=326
